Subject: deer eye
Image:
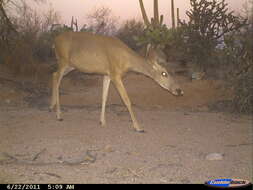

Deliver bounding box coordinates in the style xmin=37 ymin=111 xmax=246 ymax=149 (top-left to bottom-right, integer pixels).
xmin=161 ymin=72 xmax=168 ymax=77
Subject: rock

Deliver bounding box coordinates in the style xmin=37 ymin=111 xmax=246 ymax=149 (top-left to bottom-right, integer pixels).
xmin=104 ymin=145 xmax=115 ymax=153
xmin=205 ymin=153 xmax=224 ymax=160
xmin=5 ymin=99 xmax=11 ymax=104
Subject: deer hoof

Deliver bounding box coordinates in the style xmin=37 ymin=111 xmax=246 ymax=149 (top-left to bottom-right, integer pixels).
xmin=49 ymin=105 xmax=55 ymax=112
xmin=135 ymin=128 xmax=145 ymax=133
xmin=100 ymin=121 xmax=106 ymax=127
xmin=57 ymin=118 xmax=63 ymax=121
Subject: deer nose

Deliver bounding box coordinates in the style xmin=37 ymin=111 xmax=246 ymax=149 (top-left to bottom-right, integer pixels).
xmin=176 ymin=88 xmax=183 ymax=96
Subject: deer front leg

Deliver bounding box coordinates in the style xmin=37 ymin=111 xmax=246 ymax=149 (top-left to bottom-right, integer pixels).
xmin=112 ymin=77 xmax=144 ymax=132
xmin=100 ymin=75 xmax=111 ymax=127
xmin=54 ymin=68 xmax=65 ymax=121
xmin=50 ymin=71 xmax=58 ymax=112
xmin=50 ymin=64 xmax=70 ymax=121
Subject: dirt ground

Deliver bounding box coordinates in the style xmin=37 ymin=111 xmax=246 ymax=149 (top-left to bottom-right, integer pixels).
xmin=0 ymin=66 xmax=252 ymax=184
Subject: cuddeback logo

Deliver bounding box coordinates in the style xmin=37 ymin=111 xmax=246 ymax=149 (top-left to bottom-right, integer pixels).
xmin=205 ymin=178 xmax=252 ymax=188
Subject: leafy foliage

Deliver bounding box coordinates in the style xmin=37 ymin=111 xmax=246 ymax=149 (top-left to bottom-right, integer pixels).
xmin=135 ymin=25 xmax=172 ymax=47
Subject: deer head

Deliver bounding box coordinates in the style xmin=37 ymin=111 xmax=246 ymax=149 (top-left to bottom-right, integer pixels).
xmin=145 ymin=44 xmax=184 ymax=96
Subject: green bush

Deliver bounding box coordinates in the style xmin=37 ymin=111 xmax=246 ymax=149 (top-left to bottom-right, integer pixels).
xmin=135 ymin=25 xmax=172 ymax=47
xmin=0 ymin=1 xmax=59 ymax=77
xmin=179 ymin=0 xmax=246 ymax=71
xmin=163 ymin=27 xmax=189 ymax=62
xmin=116 ymin=19 xmax=145 ymax=50
xmin=223 ymin=27 xmax=253 ymax=114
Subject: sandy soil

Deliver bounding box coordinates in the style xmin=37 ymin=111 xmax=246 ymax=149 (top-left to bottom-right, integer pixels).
xmin=0 ymin=70 xmax=252 ymax=184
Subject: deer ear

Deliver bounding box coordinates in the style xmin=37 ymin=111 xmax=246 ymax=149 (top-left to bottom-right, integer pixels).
xmin=152 ymin=64 xmax=159 ymax=70
xmin=145 ymin=43 xmax=152 ymax=58
xmin=156 ymin=44 xmax=165 ymax=50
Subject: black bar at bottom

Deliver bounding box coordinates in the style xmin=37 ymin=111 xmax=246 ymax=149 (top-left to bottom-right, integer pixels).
xmin=0 ymin=184 xmax=252 ymax=189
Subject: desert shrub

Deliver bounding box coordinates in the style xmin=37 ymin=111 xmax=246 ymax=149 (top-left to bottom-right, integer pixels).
xmin=159 ymin=1 xmax=252 ymax=113
xmin=222 ymin=26 xmax=253 ymax=114
xmin=179 ymin=0 xmax=246 ymax=71
xmin=163 ymin=27 xmax=189 ymax=62
xmin=0 ymin=1 xmax=59 ymax=77
xmin=16 ymin=3 xmax=59 ymax=61
xmin=116 ymin=19 xmax=145 ymax=50
xmin=85 ymin=6 xmax=118 ymax=36
xmin=135 ymin=25 xmax=172 ymax=47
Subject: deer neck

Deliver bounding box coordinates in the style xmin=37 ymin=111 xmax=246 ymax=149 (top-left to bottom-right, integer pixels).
xmin=129 ymin=54 xmax=155 ymax=79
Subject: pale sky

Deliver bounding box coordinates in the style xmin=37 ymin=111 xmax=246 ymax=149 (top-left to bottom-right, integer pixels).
xmin=45 ymin=0 xmax=247 ymax=27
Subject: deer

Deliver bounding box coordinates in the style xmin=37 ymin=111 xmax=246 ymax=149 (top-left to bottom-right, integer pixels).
xmin=50 ymin=32 xmax=183 ymax=132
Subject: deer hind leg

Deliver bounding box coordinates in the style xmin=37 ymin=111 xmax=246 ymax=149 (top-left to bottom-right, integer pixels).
xmin=50 ymin=62 xmax=74 ymax=121
xmin=100 ymin=75 xmax=111 ymax=127
xmin=112 ymin=76 xmax=144 ymax=132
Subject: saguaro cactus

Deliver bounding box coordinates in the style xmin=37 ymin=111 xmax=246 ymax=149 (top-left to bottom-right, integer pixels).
xmin=139 ymin=0 xmax=164 ymax=29
xmin=139 ymin=0 xmax=150 ymax=27
xmin=137 ymin=0 xmax=173 ymax=47
xmin=171 ymin=0 xmax=175 ymax=28
xmin=177 ymin=8 xmax=180 ymax=27
xmin=71 ymin=16 xmax=78 ymax=32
